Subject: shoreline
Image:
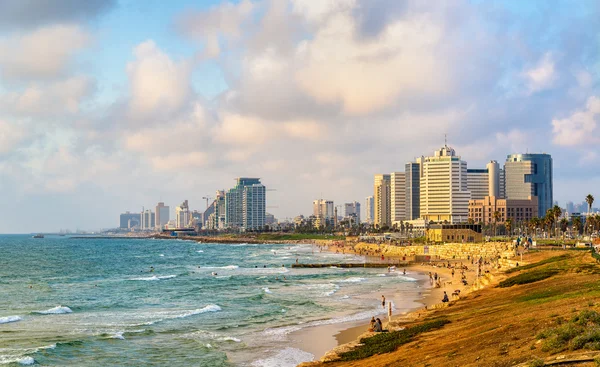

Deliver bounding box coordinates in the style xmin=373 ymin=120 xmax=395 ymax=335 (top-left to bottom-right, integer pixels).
xmin=292 ymin=257 xmax=484 ymax=364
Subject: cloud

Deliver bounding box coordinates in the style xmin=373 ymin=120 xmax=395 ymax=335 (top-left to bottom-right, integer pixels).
xmin=522 ymin=52 xmax=557 ymax=94
xmin=552 ymin=96 xmax=600 ymax=146
xmin=1 ymin=76 xmax=95 ymax=117
xmin=0 ymin=25 xmax=91 ymax=81
xmin=176 ymin=0 xmax=254 ymax=58
xmin=0 ymin=0 xmax=115 ymax=30
xmin=126 ymin=40 xmax=193 ymax=121
xmin=0 ymin=120 xmax=26 ymax=155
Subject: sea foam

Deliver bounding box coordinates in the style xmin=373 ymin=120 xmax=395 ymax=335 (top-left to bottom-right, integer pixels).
xmin=262 ymin=287 xmax=272 ymax=294
xmin=130 ymin=275 xmax=177 ymax=281
xmin=339 ymin=277 xmax=366 ymax=283
xmin=35 ymin=306 xmax=73 ymax=315
xmin=251 ymin=347 xmax=314 ymax=367
xmin=0 ymin=315 xmax=22 ymax=324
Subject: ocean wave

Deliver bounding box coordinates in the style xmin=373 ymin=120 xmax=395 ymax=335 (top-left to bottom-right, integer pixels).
xmin=218 ymin=336 xmax=241 ymax=343
xmin=111 ymin=332 xmax=125 ymax=340
xmin=0 ymin=316 xmax=22 ymax=324
xmin=196 ymin=250 xmax=204 ymax=253
xmin=251 ymin=347 xmax=314 ymax=367
xmin=262 ymin=287 xmax=272 ymax=294
xmin=396 ymin=275 xmax=417 ymax=282
xmin=139 ymin=304 xmax=222 ymax=326
xmin=263 ymin=306 xmax=387 ymax=337
xmin=377 ymin=274 xmax=387 ymax=277
xmin=0 ymin=356 xmax=35 ymax=366
xmin=130 ymin=275 xmax=177 ymax=281
xmin=174 ymin=305 xmax=222 ymax=319
xmin=339 ymin=277 xmax=366 ymax=283
xmin=35 ymin=306 xmax=73 ymax=315
xmin=159 ymin=254 xmax=164 ymax=257
xmin=202 ymin=265 xmax=239 ymax=270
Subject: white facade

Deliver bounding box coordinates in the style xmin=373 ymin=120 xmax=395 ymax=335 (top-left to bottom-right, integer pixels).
xmin=141 ymin=209 xmax=155 ymax=230
xmin=420 ymin=145 xmax=470 ymax=223
xmin=374 ymin=174 xmax=391 ymax=227
xmin=365 ymin=196 xmax=374 ymax=223
xmin=390 ymin=172 xmax=406 ymax=222
xmin=313 ymin=199 xmax=334 ymax=220
xmin=176 ymin=200 xmax=191 ymax=228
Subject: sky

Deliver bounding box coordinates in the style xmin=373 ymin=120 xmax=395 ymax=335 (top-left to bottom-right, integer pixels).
xmin=0 ymin=0 xmax=599 ymax=233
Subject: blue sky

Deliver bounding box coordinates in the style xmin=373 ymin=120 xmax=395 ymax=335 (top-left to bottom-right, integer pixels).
xmin=0 ymin=0 xmax=599 ymax=232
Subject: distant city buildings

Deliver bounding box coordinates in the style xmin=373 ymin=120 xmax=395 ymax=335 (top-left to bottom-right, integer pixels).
xmin=420 ymin=145 xmax=470 ymax=224
xmin=344 ymin=201 xmax=361 ymax=224
xmin=119 ymin=212 xmax=140 ymax=229
xmin=365 ymin=196 xmax=374 ymax=223
xmin=374 ymin=174 xmax=391 ymax=227
xmin=176 ymin=200 xmax=191 ymax=228
xmin=155 ymin=202 xmax=169 ymax=230
xmin=390 ymin=172 xmax=406 ymax=223
xmin=313 ymin=199 xmax=334 ymax=220
xmin=141 ymin=209 xmax=155 ymax=230
xmin=405 ymin=161 xmax=421 ymax=220
xmin=504 ymin=153 xmax=553 ymax=217
xmin=225 ymin=178 xmax=266 ymax=231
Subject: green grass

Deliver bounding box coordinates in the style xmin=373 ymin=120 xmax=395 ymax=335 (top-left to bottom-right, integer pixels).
xmin=255 ymin=233 xmax=345 ymax=241
xmin=537 ymin=310 xmax=600 ymax=353
xmin=498 ymin=269 xmax=559 ymax=288
xmin=336 ymin=319 xmax=450 ymax=361
xmin=505 ymin=254 xmax=570 ymax=274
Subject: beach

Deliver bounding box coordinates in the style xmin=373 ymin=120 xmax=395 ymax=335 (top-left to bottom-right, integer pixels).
xmin=289 ymin=258 xmax=482 ymax=362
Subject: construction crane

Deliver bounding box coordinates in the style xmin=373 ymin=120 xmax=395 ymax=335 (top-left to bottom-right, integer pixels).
xmin=202 ymin=196 xmax=213 ymax=210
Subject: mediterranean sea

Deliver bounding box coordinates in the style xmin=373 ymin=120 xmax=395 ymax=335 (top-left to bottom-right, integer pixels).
xmin=0 ymin=235 xmax=425 ymax=366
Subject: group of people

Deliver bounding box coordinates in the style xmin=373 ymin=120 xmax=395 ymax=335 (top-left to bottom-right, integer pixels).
xmin=368 ymin=317 xmax=384 ymax=332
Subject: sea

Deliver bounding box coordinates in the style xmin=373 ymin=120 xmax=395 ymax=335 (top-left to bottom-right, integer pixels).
xmin=0 ymin=235 xmax=428 ymax=366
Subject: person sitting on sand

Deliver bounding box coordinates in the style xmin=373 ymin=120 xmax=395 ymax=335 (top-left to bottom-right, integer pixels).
xmin=368 ymin=317 xmax=376 ymax=332
xmin=442 ymin=291 xmax=449 ymax=303
xmin=374 ymin=318 xmax=383 ymax=332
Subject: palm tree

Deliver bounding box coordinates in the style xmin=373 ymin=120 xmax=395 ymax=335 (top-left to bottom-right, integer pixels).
xmin=586 ymin=194 xmax=595 ymax=215
xmin=573 ymin=216 xmax=582 ymax=236
xmin=505 ymin=218 xmax=513 ymax=238
xmin=559 ymin=218 xmax=569 ymax=239
xmin=493 ymin=211 xmax=501 ymax=237
xmin=552 ymin=205 xmax=562 ymax=238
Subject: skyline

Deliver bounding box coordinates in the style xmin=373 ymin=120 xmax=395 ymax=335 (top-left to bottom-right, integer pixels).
xmin=1 ymin=0 xmax=600 ymax=233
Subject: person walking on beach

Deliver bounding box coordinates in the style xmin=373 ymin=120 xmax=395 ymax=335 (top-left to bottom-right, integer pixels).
xmin=381 ymin=295 xmax=386 ymax=308
xmin=429 ymin=272 xmax=433 ymax=285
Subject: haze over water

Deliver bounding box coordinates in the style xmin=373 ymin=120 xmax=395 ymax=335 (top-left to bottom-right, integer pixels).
xmin=0 ymin=236 xmax=425 ymax=366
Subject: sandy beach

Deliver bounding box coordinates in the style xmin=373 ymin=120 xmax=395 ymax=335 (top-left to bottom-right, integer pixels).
xmin=289 ymin=257 xmax=483 ymax=362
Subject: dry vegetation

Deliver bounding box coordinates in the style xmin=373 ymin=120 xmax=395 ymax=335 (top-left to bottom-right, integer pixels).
xmin=308 ymin=250 xmax=600 ymax=367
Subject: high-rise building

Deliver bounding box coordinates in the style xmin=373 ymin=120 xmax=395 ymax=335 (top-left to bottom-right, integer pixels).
xmin=313 ymin=199 xmax=334 ymax=220
xmin=467 ymin=169 xmax=489 ymax=201
xmin=374 ymin=174 xmax=391 ymax=227
xmin=344 ymin=201 xmax=361 ymax=223
xmin=141 ymin=209 xmax=155 ymax=230
xmin=566 ymin=201 xmax=575 ymax=214
xmin=420 ymin=144 xmax=470 ymax=223
xmin=405 ymin=161 xmax=421 ymax=220
xmin=365 ymin=196 xmax=374 ymax=223
xmin=390 ymin=172 xmax=406 ymax=222
xmin=176 ymin=200 xmax=191 ymax=228
xmin=155 ymin=202 xmax=170 ymax=230
xmin=225 ymin=178 xmax=266 ymax=231
xmin=504 ymin=153 xmax=553 ymax=217
xmin=119 ymin=212 xmax=140 ymax=229
xmin=486 ymin=161 xmax=500 ymax=198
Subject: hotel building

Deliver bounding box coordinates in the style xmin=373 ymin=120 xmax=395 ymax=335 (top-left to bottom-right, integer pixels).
xmin=469 ymin=196 xmax=538 ymax=225
xmin=374 ymin=174 xmax=391 ymax=227
xmin=390 ymin=172 xmax=406 ymax=222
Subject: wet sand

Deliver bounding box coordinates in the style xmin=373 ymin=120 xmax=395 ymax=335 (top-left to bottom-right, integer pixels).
xmin=290 ymin=260 xmax=481 ymax=361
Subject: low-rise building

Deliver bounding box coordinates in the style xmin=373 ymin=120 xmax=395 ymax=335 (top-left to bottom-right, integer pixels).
xmin=468 ymin=196 xmax=538 ymax=225
xmin=427 ymin=224 xmax=483 ymax=243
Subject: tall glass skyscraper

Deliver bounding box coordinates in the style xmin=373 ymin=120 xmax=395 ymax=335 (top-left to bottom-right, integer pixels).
xmin=225 ymin=178 xmax=266 ymax=231
xmin=405 ymin=161 xmax=421 ymax=220
xmin=504 ymin=153 xmax=553 ymax=218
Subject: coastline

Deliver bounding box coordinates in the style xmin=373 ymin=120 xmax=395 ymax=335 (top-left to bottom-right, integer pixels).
xmin=291 ymin=259 xmax=482 ymax=364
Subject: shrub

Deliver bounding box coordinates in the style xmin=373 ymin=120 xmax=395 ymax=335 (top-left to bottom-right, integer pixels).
xmin=498 ymin=269 xmax=559 ymax=288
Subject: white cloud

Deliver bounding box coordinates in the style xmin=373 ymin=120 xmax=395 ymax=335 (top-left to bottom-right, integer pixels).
xmin=0 ymin=120 xmax=26 ymax=155
xmin=151 ymin=152 xmax=208 ymax=171
xmin=522 ymin=52 xmax=557 ymax=94
xmin=177 ymin=0 xmax=254 ymax=58
xmin=126 ymin=40 xmax=192 ymax=120
xmin=0 ymin=25 xmax=90 ymax=81
xmin=552 ymin=96 xmax=600 ymax=146
xmin=1 ymin=75 xmax=95 ymax=116
xmin=294 ymin=10 xmax=451 ymax=115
